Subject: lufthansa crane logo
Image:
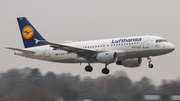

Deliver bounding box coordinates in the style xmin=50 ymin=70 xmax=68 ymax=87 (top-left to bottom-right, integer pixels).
xmin=22 ymin=25 xmax=34 ymax=39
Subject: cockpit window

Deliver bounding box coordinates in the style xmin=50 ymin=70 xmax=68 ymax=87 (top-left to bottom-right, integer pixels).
xmin=155 ymin=39 xmax=167 ymax=43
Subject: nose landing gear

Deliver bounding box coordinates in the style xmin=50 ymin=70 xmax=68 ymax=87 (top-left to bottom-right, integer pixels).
xmin=148 ymin=64 xmax=153 ymax=68
xmin=147 ymin=56 xmax=153 ymax=68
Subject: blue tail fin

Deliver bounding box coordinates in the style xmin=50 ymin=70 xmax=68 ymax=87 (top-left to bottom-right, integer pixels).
xmin=17 ymin=17 xmax=46 ymax=48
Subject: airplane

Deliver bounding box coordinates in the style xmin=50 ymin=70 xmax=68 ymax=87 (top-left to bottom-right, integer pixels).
xmin=6 ymin=17 xmax=175 ymax=74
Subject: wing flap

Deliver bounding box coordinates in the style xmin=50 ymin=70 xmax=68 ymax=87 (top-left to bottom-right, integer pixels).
xmin=39 ymin=40 xmax=98 ymax=58
xmin=39 ymin=40 xmax=96 ymax=53
xmin=6 ymin=47 xmax=35 ymax=53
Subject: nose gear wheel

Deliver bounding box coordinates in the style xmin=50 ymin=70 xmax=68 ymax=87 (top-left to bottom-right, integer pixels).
xmin=147 ymin=56 xmax=153 ymax=68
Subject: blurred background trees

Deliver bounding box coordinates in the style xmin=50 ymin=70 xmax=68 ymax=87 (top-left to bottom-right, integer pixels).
xmin=0 ymin=67 xmax=179 ymax=101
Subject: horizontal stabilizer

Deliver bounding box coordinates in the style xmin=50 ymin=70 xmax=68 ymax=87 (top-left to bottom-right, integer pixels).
xmin=6 ymin=47 xmax=35 ymax=53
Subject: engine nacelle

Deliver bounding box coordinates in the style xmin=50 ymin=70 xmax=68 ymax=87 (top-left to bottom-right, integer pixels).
xmin=96 ymin=52 xmax=117 ymax=64
xmin=116 ymin=58 xmax=142 ymax=67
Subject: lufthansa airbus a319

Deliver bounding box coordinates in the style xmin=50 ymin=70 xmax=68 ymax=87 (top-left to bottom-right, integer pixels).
xmin=6 ymin=17 xmax=175 ymax=74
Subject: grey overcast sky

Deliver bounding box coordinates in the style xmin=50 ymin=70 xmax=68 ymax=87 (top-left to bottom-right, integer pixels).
xmin=0 ymin=0 xmax=179 ymax=85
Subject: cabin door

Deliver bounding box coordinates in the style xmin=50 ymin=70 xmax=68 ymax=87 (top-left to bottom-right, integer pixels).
xmin=143 ymin=37 xmax=149 ymax=48
xmin=44 ymin=46 xmax=50 ymax=57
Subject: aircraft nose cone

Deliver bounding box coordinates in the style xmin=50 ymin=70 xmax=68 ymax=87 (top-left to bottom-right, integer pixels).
xmin=168 ymin=43 xmax=175 ymax=52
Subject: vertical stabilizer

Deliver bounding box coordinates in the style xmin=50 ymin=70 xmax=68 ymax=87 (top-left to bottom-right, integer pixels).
xmin=17 ymin=17 xmax=46 ymax=48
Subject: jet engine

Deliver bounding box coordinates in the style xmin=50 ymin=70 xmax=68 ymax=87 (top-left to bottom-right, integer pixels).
xmin=96 ymin=52 xmax=117 ymax=64
xmin=116 ymin=58 xmax=142 ymax=67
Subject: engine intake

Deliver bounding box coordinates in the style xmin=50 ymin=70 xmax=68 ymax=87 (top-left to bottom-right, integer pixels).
xmin=96 ymin=52 xmax=117 ymax=64
xmin=116 ymin=58 xmax=142 ymax=67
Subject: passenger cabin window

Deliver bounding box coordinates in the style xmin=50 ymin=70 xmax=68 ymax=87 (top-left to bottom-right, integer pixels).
xmin=156 ymin=39 xmax=167 ymax=43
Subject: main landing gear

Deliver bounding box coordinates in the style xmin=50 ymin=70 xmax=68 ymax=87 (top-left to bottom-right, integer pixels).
xmin=85 ymin=64 xmax=110 ymax=74
xmin=85 ymin=65 xmax=93 ymax=72
xmin=147 ymin=56 xmax=153 ymax=68
xmin=102 ymin=64 xmax=109 ymax=74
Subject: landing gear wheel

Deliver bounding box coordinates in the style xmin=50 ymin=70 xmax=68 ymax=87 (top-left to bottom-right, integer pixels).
xmin=148 ymin=64 xmax=153 ymax=68
xmin=147 ymin=56 xmax=154 ymax=68
xmin=85 ymin=65 xmax=93 ymax=72
xmin=102 ymin=68 xmax=109 ymax=74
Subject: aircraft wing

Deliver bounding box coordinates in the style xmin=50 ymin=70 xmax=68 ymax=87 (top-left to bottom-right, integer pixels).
xmin=6 ymin=47 xmax=35 ymax=54
xmin=39 ymin=40 xmax=99 ymax=58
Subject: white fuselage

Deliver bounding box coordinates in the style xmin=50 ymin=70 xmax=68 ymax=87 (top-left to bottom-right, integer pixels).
xmin=15 ymin=35 xmax=175 ymax=63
